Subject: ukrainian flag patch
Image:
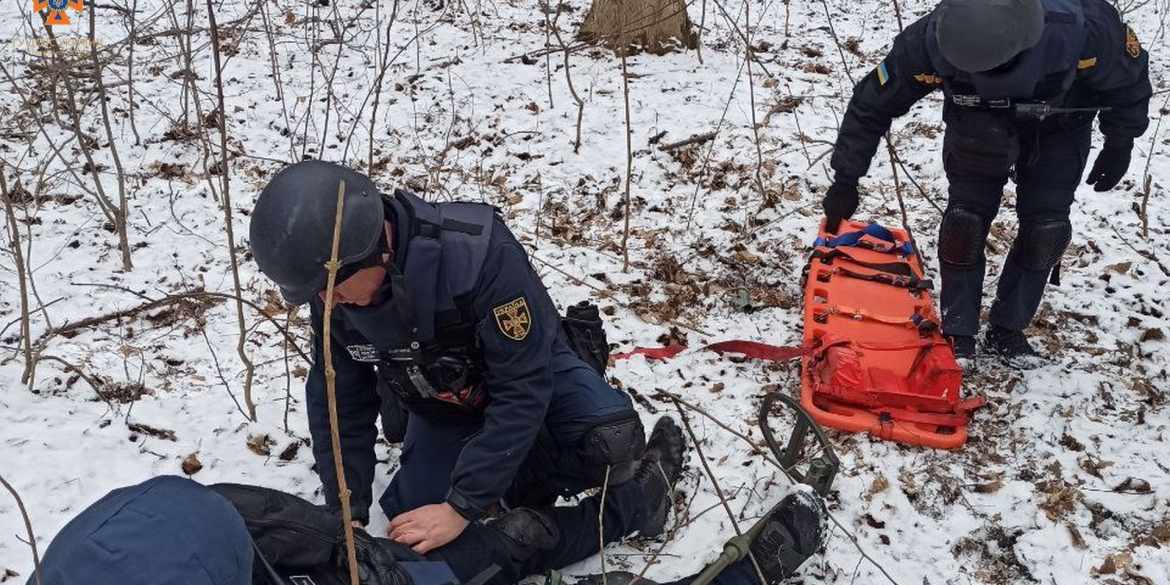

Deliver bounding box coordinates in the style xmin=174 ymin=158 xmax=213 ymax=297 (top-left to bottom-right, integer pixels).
xmin=877 ymin=61 xmax=890 ymax=85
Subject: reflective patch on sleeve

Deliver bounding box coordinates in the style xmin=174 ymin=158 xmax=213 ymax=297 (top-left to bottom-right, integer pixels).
xmin=1126 ymin=26 xmax=1141 ymax=58
xmin=913 ymin=73 xmax=943 ymax=85
xmin=877 ymin=61 xmax=890 ymax=85
xmin=1076 ymin=57 xmax=1097 ymax=70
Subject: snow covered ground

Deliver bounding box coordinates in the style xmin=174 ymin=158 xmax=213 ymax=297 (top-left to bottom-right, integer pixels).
xmin=1 ymin=0 xmax=1167 ymax=583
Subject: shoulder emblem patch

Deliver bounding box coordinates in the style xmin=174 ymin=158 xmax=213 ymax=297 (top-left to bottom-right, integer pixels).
xmin=876 ymin=61 xmax=890 ymax=86
xmin=914 ymin=73 xmax=943 ymax=86
xmin=493 ymin=297 xmax=532 ymax=341
xmin=1125 ymin=26 xmax=1141 ymax=58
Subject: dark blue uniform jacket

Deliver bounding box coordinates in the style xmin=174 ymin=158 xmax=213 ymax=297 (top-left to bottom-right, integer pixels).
xmin=306 ymin=191 xmax=561 ymax=523
xmin=29 ymin=476 xmax=253 ymax=585
xmin=830 ymin=0 xmax=1151 ymax=181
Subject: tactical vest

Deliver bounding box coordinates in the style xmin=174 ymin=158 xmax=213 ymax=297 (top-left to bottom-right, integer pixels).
xmin=331 ymin=190 xmax=499 ymax=421
xmin=925 ymin=0 xmax=1086 ymax=107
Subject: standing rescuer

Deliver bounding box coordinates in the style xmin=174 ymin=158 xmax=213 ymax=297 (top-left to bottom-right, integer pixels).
xmin=822 ymin=0 xmax=1151 ymax=365
xmin=248 ymin=160 xmax=675 ymax=562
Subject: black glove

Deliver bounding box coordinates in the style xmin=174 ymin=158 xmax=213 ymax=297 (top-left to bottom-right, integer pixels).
xmin=1085 ymin=138 xmax=1133 ymax=192
xmin=344 ymin=531 xmax=412 ymax=585
xmin=822 ymin=176 xmax=860 ymax=234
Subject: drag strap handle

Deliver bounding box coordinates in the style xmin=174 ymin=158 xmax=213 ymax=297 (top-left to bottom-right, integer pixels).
xmin=814 ymin=223 xmax=914 ymax=255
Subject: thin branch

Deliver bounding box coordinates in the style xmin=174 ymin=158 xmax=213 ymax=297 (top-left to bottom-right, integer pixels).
xmin=742 ymin=1 xmax=768 ymax=210
xmin=820 ymin=0 xmax=855 ymax=85
xmin=0 ymin=172 xmax=34 ymax=386
xmin=673 ymin=400 xmax=770 ymax=585
xmin=0 ymin=473 xmax=43 ymax=585
xmin=89 ymin=6 xmax=132 ymax=271
xmin=366 ymin=2 xmax=401 ymax=170
xmin=207 ymin=0 xmax=257 ymax=421
xmin=599 ymin=465 xmax=611 ymax=585
xmin=1138 ymin=88 xmax=1170 ymax=239
xmin=660 ymin=132 xmax=718 ymax=151
xmin=620 ymin=44 xmax=634 ymax=272
xmin=321 ymin=179 xmax=361 ymax=585
xmin=40 ymin=286 xmax=311 ymax=365
xmin=526 ymin=253 xmax=712 ymax=337
xmin=283 ymin=307 xmax=295 ymax=434
xmin=125 ymin=0 xmax=142 ymax=145
xmin=697 ymin=0 xmax=707 ymax=64
xmin=657 ymin=389 xmax=906 ymax=585
xmin=38 ymin=25 xmax=125 ymax=240
xmin=549 ymin=5 xmax=585 ymax=153
xmin=200 ymin=326 xmax=251 ymax=421
xmin=885 ymin=137 xmax=923 ymax=267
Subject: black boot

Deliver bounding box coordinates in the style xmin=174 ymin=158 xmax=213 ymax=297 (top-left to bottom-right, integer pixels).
xmin=750 ymin=489 xmax=827 ymax=583
xmin=487 ymin=507 xmax=560 ymax=577
xmin=634 ymin=417 xmax=686 ymax=538
xmin=946 ymin=334 xmax=976 ymax=360
xmin=984 ymin=324 xmax=1044 ymax=369
xmin=571 ymin=571 xmax=646 ymax=585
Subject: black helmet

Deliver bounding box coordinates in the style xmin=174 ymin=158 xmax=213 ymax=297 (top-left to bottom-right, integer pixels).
xmin=936 ymin=0 xmax=1045 ymax=73
xmin=249 ymin=161 xmax=385 ymax=304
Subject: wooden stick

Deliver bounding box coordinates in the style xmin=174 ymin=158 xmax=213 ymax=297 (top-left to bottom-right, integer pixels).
xmin=321 ymin=179 xmax=361 ymax=585
xmin=599 ymin=464 xmax=611 ymax=585
xmin=0 ymin=172 xmax=33 ymax=386
xmin=673 ymin=401 xmax=770 ymax=585
xmin=0 ymin=473 xmax=43 ymax=585
xmin=660 ymin=131 xmax=718 ymax=152
xmin=206 ymin=0 xmax=257 ymax=422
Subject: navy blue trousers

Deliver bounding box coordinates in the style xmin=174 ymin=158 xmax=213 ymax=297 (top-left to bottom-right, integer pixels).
xmin=939 ymin=117 xmax=1093 ymax=336
xmin=379 ymin=339 xmax=638 ymax=520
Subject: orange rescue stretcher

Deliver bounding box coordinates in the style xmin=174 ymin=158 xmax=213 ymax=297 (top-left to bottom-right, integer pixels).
xmin=800 ymin=219 xmax=985 ymax=449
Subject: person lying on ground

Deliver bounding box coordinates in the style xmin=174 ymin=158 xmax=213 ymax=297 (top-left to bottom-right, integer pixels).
xmin=26 ymin=440 xmax=825 ymax=585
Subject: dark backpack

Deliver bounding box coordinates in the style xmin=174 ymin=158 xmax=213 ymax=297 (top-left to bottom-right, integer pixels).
xmin=210 ymin=484 xmax=415 ymax=585
xmin=560 ymin=301 xmax=610 ymax=376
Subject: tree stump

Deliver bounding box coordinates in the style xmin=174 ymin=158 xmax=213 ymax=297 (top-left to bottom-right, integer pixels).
xmin=578 ymin=0 xmax=698 ymax=54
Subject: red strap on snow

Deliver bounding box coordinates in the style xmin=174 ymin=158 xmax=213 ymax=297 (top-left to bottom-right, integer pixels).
xmin=612 ymin=340 xmax=805 ymax=362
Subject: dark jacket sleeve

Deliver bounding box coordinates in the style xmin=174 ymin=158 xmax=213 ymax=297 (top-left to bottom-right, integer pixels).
xmin=446 ymin=239 xmax=557 ymax=521
xmin=306 ymin=300 xmax=379 ymax=524
xmin=1077 ymin=1 xmax=1152 ymax=141
xmin=831 ymin=15 xmax=939 ymax=180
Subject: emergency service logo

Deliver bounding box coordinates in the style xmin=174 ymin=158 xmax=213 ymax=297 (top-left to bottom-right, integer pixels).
xmin=1125 ymin=26 xmax=1141 ymax=58
xmin=493 ymin=297 xmax=531 ymax=341
xmin=34 ymin=0 xmax=84 ymax=26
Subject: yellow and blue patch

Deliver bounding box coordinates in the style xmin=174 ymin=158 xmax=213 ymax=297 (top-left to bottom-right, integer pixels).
xmin=876 ymin=61 xmax=890 ymax=85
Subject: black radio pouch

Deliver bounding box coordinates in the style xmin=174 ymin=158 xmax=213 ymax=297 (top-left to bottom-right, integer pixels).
xmin=560 ymin=301 xmax=611 ymax=376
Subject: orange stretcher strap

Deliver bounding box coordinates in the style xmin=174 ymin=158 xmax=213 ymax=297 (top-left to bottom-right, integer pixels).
xmin=813 ymin=304 xmax=941 ymax=334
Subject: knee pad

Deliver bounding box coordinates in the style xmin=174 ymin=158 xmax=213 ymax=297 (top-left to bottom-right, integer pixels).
xmin=1013 ymin=218 xmax=1071 ymax=271
xmin=580 ymin=411 xmax=646 ymax=485
xmin=938 ymin=206 xmax=990 ymax=267
xmin=488 ymin=508 xmax=560 ymax=569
